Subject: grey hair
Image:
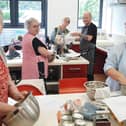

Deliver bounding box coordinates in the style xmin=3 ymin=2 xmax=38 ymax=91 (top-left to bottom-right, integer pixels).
xmin=84 ymin=11 xmax=92 ymax=19
xmin=0 ymin=9 xmax=3 ymax=25
xmin=24 ymin=17 xmax=39 ymax=29
xmin=62 ymin=17 xmax=70 ymax=23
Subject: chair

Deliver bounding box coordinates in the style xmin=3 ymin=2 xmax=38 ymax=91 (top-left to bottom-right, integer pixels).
xmin=17 ymin=84 xmax=43 ymax=96
xmin=59 ymin=77 xmax=87 ymax=94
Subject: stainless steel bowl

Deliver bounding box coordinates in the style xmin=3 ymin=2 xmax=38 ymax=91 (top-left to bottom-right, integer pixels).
xmin=84 ymin=81 xmax=109 ymax=100
xmin=3 ymin=92 xmax=40 ymax=126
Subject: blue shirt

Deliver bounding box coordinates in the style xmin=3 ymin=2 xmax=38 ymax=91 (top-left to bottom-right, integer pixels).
xmin=104 ymin=43 xmax=126 ymax=91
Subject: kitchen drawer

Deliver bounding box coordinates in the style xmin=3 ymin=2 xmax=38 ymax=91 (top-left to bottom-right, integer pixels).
xmin=63 ymin=65 xmax=87 ymax=78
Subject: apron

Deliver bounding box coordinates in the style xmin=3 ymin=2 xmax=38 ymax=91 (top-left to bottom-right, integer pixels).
xmin=0 ymin=56 xmax=9 ymax=123
xmin=22 ymin=33 xmax=48 ymax=79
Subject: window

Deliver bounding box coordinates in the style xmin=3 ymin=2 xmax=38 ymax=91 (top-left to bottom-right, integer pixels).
xmin=0 ymin=0 xmax=47 ymax=33
xmin=78 ymin=0 xmax=103 ymax=28
xmin=0 ymin=1 xmax=10 ymax=23
xmin=18 ymin=1 xmax=42 ymax=23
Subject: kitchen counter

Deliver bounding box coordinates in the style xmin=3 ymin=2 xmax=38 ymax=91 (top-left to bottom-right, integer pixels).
xmin=73 ymin=39 xmax=114 ymax=45
xmin=70 ymin=40 xmax=114 ymax=74
xmin=6 ymin=51 xmax=89 ymax=68
xmin=96 ymin=39 xmax=114 ymax=53
xmin=71 ymin=39 xmax=114 ymax=53
xmin=34 ymin=93 xmax=92 ymax=126
xmin=7 ymin=57 xmax=89 ymax=67
xmin=34 ymin=93 xmax=121 ymax=126
xmin=7 ymin=50 xmax=89 ymax=84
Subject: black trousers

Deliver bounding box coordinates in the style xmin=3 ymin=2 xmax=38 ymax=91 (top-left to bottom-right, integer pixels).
xmin=81 ymin=44 xmax=96 ymax=80
xmin=38 ymin=61 xmax=48 ymax=94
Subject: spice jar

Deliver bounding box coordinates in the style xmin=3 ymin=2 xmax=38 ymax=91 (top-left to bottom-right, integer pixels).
xmin=72 ymin=112 xmax=84 ymax=121
xmin=62 ymin=121 xmax=74 ymax=126
xmin=75 ymin=119 xmax=86 ymax=126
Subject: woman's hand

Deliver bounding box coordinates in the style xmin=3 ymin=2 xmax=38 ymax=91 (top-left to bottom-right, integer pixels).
xmin=8 ymin=75 xmax=28 ymax=101
xmin=13 ymin=91 xmax=28 ymax=101
xmin=0 ymin=103 xmax=17 ymax=117
xmin=12 ymin=91 xmax=28 ymax=101
xmin=48 ymin=54 xmax=55 ymax=62
xmin=106 ymin=68 xmax=126 ymax=85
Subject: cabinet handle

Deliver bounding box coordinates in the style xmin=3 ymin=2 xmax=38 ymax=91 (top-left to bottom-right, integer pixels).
xmin=69 ymin=68 xmax=81 ymax=71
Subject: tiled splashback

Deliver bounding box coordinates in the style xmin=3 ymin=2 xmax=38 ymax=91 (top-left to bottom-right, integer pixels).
xmin=0 ymin=29 xmax=26 ymax=46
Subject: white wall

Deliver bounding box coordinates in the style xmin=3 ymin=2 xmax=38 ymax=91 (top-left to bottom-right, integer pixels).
xmin=102 ymin=0 xmax=126 ymax=36
xmin=104 ymin=0 xmax=126 ymax=43
xmin=48 ymin=0 xmax=126 ymax=37
xmin=48 ymin=0 xmax=78 ymax=36
xmin=111 ymin=5 xmax=126 ymax=35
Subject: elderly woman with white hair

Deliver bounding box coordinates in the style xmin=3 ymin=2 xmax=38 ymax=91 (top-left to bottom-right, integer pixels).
xmin=0 ymin=10 xmax=27 ymax=125
xmin=51 ymin=17 xmax=70 ymax=43
xmin=22 ymin=18 xmax=54 ymax=81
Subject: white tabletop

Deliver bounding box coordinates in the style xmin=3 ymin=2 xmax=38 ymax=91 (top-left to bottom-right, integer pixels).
xmin=6 ymin=50 xmax=89 ymax=68
xmin=34 ymin=93 xmax=93 ymax=126
xmin=34 ymin=92 xmax=122 ymax=126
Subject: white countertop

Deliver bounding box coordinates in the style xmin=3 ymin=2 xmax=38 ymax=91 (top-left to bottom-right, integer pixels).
xmin=96 ymin=46 xmax=108 ymax=53
xmin=34 ymin=92 xmax=120 ymax=126
xmin=34 ymin=93 xmax=92 ymax=126
xmin=7 ymin=57 xmax=89 ymax=68
xmin=72 ymin=39 xmax=114 ymax=53
xmin=6 ymin=51 xmax=89 ymax=68
xmin=72 ymin=39 xmax=114 ymax=46
xmin=6 ymin=40 xmax=115 ymax=68
xmin=8 ymin=91 xmax=121 ymax=126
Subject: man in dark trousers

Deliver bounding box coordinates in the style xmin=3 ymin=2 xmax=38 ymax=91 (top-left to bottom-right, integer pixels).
xmin=71 ymin=12 xmax=97 ymax=80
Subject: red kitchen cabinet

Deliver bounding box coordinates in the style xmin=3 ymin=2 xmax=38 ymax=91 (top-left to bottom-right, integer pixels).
xmin=94 ymin=48 xmax=107 ymax=74
xmin=63 ymin=64 xmax=88 ymax=78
